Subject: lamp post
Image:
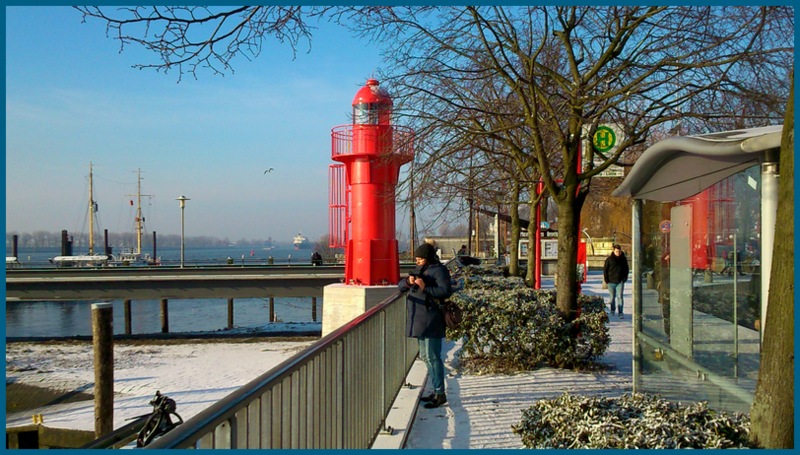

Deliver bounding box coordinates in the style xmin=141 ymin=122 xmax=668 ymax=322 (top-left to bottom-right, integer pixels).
xmin=176 ymin=195 xmax=190 ymax=267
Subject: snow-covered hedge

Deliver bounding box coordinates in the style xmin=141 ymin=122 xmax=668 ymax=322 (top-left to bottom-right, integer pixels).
xmin=512 ymin=392 xmax=751 ymax=448
xmin=446 ymin=265 xmax=610 ymax=373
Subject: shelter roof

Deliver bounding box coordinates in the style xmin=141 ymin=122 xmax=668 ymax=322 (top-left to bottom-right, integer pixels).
xmin=612 ymin=125 xmax=783 ymax=202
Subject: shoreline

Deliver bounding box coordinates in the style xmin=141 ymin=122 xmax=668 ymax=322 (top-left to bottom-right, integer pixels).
xmin=6 ymin=330 xmax=321 ymax=344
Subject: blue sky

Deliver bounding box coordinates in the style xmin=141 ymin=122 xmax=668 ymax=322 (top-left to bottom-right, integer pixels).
xmin=5 ymin=6 xmax=405 ymax=244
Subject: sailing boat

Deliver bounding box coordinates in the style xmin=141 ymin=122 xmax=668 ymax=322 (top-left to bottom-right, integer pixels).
xmin=110 ymin=168 xmax=155 ymax=265
xmin=50 ymin=163 xmax=109 ymax=267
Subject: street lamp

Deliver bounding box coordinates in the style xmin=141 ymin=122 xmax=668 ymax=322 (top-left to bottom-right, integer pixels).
xmin=176 ymin=195 xmax=190 ymax=267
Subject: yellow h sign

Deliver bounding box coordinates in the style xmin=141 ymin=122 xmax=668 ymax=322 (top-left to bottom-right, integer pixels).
xmin=593 ymin=126 xmax=617 ymax=153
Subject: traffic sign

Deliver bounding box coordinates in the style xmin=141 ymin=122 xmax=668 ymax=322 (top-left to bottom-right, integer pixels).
xmin=593 ymin=125 xmax=617 ymax=153
xmin=582 ymin=124 xmax=624 ymax=178
xmin=659 ymin=220 xmax=671 ymax=233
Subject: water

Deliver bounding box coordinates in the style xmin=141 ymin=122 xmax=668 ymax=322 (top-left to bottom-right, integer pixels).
xmin=7 ymin=245 xmax=320 ymax=268
xmin=5 ymin=297 xmax=321 ymax=339
xmin=5 ymin=246 xmax=326 ymax=339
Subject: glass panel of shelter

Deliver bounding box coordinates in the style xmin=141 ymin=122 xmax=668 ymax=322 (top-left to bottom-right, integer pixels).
xmin=638 ymin=165 xmax=761 ymax=413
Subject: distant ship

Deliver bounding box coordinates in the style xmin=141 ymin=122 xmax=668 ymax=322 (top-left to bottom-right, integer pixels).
xmin=293 ymin=232 xmax=311 ymax=250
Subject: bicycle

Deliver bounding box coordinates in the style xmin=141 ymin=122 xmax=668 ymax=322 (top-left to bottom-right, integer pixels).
xmin=135 ymin=390 xmax=184 ymax=447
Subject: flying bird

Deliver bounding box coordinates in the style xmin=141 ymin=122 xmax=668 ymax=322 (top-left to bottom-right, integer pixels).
xmin=264 ymin=168 xmax=274 ymax=174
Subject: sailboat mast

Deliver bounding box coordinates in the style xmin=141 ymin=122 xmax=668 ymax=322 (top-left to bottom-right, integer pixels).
xmin=88 ymin=162 xmax=95 ymax=255
xmin=136 ymin=169 xmax=143 ymax=255
xmin=125 ymin=169 xmax=153 ymax=260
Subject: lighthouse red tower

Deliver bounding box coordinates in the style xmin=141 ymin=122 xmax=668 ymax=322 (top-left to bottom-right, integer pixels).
xmin=330 ymin=79 xmax=414 ymax=285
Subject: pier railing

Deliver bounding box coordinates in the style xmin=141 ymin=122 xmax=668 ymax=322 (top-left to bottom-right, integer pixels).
xmin=146 ymin=290 xmax=416 ymax=449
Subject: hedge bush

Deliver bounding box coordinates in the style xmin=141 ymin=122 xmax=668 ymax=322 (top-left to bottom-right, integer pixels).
xmin=446 ymin=265 xmax=610 ymax=373
xmin=512 ymin=392 xmax=751 ymax=448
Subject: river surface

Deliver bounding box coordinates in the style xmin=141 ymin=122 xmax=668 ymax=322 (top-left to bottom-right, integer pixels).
xmin=5 ymin=246 xmax=326 ymax=339
xmin=7 ymin=245 xmax=317 ymax=267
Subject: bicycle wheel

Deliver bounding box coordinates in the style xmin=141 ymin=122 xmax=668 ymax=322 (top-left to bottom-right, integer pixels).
xmin=136 ymin=413 xmax=163 ymax=447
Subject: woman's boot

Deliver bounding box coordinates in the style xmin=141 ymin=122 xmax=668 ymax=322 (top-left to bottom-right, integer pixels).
xmin=423 ymin=393 xmax=447 ymax=409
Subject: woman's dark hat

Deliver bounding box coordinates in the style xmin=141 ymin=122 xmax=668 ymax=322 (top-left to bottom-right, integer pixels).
xmin=414 ymin=243 xmax=437 ymax=261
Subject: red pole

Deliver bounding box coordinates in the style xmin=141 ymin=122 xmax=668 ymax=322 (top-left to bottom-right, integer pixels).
xmin=534 ymin=181 xmax=544 ymax=289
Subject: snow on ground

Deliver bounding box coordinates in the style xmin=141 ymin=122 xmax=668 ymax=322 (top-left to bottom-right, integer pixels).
xmin=405 ymin=273 xmax=633 ymax=449
xmin=5 ymin=339 xmax=316 ymax=433
xmin=5 ymin=271 xmax=632 ymax=449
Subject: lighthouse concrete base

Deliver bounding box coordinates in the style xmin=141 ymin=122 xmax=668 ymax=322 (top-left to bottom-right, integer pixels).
xmin=321 ymin=284 xmax=398 ymax=337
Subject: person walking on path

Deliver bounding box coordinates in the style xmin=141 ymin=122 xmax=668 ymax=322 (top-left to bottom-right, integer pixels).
xmin=603 ymin=244 xmax=630 ymax=318
xmin=398 ymin=242 xmax=453 ymax=409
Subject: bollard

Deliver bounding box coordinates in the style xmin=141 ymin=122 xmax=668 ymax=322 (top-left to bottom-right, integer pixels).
xmin=269 ymin=297 xmax=275 ymax=322
xmin=311 ymin=296 xmax=318 ymax=322
xmin=92 ymin=302 xmax=114 ymax=438
xmin=646 ymin=272 xmax=655 ymax=290
xmin=227 ymin=298 xmax=234 ymax=329
xmin=160 ymin=299 xmax=169 ymax=333
xmin=124 ymin=299 xmax=132 ymax=335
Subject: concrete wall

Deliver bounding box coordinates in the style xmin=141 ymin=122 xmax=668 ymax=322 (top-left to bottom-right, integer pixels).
xmin=321 ymin=284 xmax=398 ymax=337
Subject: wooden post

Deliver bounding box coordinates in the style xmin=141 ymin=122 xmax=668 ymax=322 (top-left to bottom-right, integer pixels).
xmin=124 ymin=299 xmax=132 ymax=335
xmin=227 ymin=298 xmax=234 ymax=329
xmin=92 ymin=302 xmax=114 ymax=438
xmin=269 ymin=297 xmax=275 ymax=323
xmin=311 ymin=297 xmax=317 ymax=322
xmin=160 ymin=299 xmax=169 ymax=333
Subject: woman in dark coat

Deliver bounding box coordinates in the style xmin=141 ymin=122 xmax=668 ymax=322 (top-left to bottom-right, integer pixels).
xmin=398 ymin=242 xmax=453 ymax=409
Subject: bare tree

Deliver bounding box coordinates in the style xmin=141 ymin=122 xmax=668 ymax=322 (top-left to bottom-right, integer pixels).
xmin=75 ymin=6 xmax=332 ymax=80
xmin=347 ymin=5 xmax=792 ymax=319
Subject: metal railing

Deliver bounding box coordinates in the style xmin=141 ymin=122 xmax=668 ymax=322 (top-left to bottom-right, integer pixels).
xmin=146 ymin=290 xmax=416 ymax=449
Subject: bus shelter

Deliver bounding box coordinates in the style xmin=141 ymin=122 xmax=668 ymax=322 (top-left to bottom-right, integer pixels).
xmin=612 ymin=125 xmax=782 ymax=412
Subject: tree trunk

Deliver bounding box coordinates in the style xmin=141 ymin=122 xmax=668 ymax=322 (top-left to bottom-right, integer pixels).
xmin=554 ymin=186 xmax=585 ymax=320
xmin=749 ymin=75 xmax=794 ymax=449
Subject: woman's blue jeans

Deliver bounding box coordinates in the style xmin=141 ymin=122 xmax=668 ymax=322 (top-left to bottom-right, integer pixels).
xmin=607 ymin=281 xmax=625 ymax=314
xmin=418 ymin=337 xmax=445 ymax=394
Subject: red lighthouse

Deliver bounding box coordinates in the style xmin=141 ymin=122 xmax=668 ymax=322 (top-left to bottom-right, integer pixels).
xmin=330 ymin=79 xmax=414 ymax=285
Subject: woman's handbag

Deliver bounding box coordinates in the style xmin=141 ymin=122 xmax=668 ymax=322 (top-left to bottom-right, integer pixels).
xmin=440 ymin=299 xmax=463 ymax=330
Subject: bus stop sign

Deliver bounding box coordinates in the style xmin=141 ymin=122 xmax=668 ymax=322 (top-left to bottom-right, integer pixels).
xmin=593 ymin=126 xmax=617 ymax=153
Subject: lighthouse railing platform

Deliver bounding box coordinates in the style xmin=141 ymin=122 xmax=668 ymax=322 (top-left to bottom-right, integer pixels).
xmin=331 ymin=124 xmax=415 ymax=161
xmin=146 ymin=289 xmax=416 ymax=449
